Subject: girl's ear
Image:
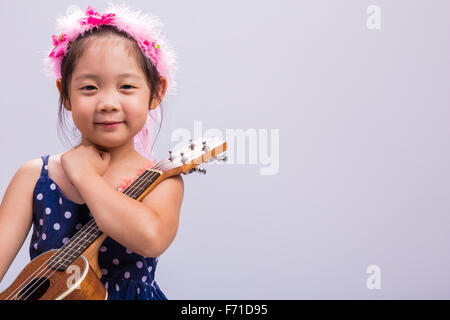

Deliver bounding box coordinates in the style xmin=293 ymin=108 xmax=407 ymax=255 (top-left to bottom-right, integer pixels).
xmin=149 ymin=77 xmax=168 ymax=110
xmin=56 ymin=78 xmax=72 ymax=111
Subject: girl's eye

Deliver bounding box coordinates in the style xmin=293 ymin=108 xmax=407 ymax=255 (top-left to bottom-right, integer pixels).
xmin=81 ymin=85 xmax=97 ymax=91
xmin=121 ymin=85 xmax=136 ymax=90
xmin=80 ymin=85 xmax=136 ymax=91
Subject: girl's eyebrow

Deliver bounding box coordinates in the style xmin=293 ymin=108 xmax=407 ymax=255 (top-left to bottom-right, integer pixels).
xmin=74 ymin=73 xmax=142 ymax=81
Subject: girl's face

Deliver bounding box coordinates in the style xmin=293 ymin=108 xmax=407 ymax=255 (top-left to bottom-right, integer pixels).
xmin=67 ymin=36 xmax=151 ymax=149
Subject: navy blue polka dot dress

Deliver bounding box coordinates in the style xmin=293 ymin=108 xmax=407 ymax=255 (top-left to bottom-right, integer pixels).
xmin=29 ymin=155 xmax=168 ymax=300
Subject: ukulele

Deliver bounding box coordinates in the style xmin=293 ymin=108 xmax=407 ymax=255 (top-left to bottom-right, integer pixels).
xmin=0 ymin=137 xmax=227 ymax=300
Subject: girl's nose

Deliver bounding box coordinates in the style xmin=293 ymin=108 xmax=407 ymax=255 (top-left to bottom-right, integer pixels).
xmin=98 ymin=104 xmax=119 ymax=112
xmin=97 ymin=90 xmax=121 ymax=112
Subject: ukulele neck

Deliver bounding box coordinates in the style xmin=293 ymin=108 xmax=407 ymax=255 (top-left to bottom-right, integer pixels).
xmin=47 ymin=168 xmax=164 ymax=271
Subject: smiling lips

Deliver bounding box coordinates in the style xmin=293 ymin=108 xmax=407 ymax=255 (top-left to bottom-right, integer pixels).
xmin=95 ymin=121 xmax=124 ymax=128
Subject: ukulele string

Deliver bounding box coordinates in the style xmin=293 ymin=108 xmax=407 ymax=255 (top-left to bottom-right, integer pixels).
xmin=13 ymin=159 xmax=171 ymax=300
xmin=9 ymin=158 xmax=172 ymax=300
xmin=18 ymin=149 xmax=198 ymax=300
xmin=18 ymin=222 xmax=103 ymax=300
xmin=125 ymin=166 xmax=164 ymax=199
xmin=6 ymin=218 xmax=98 ymax=300
xmin=16 ymin=170 xmax=159 ymax=300
xmin=18 ymin=168 xmax=163 ymax=300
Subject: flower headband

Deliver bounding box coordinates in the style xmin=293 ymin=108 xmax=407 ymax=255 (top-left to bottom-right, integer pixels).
xmin=43 ymin=4 xmax=178 ymax=163
xmin=43 ymin=3 xmax=177 ymax=96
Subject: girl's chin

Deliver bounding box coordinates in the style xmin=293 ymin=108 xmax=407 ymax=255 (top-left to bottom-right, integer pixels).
xmin=88 ymin=138 xmax=134 ymax=150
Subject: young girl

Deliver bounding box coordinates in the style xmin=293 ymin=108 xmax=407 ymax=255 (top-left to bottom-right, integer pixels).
xmin=0 ymin=4 xmax=183 ymax=300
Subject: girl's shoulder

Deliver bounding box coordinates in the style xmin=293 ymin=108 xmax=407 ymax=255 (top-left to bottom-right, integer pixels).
xmin=17 ymin=157 xmax=46 ymax=181
xmin=17 ymin=154 xmax=63 ymax=180
xmin=14 ymin=154 xmax=83 ymax=203
xmin=4 ymin=157 xmax=47 ymax=205
xmin=12 ymin=154 xmax=62 ymax=186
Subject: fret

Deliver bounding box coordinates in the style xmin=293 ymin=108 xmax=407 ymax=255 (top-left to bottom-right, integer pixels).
xmin=124 ymin=170 xmax=161 ymax=199
xmin=48 ymin=165 xmax=164 ymax=271
xmin=47 ymin=258 xmax=71 ymax=271
xmin=125 ymin=175 xmax=157 ymax=194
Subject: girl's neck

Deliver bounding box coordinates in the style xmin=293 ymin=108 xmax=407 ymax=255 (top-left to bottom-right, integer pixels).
xmin=78 ymin=138 xmax=144 ymax=169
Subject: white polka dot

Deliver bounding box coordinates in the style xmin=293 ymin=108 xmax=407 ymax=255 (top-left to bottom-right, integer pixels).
xmin=137 ymin=287 xmax=140 ymax=294
xmin=105 ymin=282 xmax=108 ymax=290
xmin=148 ymin=266 xmax=153 ymax=273
xmin=59 ymin=197 xmax=62 ymax=205
xmin=64 ymin=211 xmax=72 ymax=219
xmin=141 ymin=275 xmax=147 ymax=282
xmin=112 ymin=258 xmax=119 ymax=265
xmin=44 ymin=165 xmax=48 ymax=170
xmin=136 ymin=261 xmax=143 ymax=268
xmin=124 ymin=271 xmax=130 ymax=279
xmin=75 ymin=224 xmax=82 ymax=230
xmin=53 ymin=223 xmax=60 ymax=230
xmin=116 ymin=284 xmax=120 ymax=291
xmin=37 ymin=193 xmax=43 ymax=200
xmin=45 ymin=208 xmax=51 ymax=215
xmin=102 ymin=269 xmax=108 ymax=275
xmin=62 ymin=237 xmax=69 ymax=244
xmin=125 ymin=248 xmax=132 ymax=254
xmin=100 ymin=246 xmax=107 ymax=252
xmin=33 ymin=243 xmax=38 ymax=250
xmin=50 ymin=183 xmax=56 ymax=190
xmin=39 ymin=219 xmax=43 ymax=226
xmin=42 ymin=233 xmax=46 ymax=240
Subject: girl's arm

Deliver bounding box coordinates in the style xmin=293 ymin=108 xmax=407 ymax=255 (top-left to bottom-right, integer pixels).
xmin=0 ymin=159 xmax=41 ymax=283
xmin=72 ymin=172 xmax=184 ymax=258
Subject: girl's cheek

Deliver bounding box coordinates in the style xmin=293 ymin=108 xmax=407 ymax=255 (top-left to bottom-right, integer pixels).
xmin=71 ymin=104 xmax=94 ymax=127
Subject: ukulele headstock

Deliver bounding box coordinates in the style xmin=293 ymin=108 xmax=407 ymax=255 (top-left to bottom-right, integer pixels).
xmin=158 ymin=136 xmax=227 ymax=176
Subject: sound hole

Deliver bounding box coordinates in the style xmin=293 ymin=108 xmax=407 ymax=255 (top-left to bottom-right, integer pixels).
xmin=16 ymin=277 xmax=50 ymax=300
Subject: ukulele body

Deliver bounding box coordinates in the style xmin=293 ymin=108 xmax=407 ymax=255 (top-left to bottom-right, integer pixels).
xmin=0 ymin=137 xmax=227 ymax=300
xmin=0 ymin=236 xmax=108 ymax=300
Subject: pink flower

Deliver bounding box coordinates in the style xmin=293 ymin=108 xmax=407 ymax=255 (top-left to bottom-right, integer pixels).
xmin=79 ymin=5 xmax=116 ymax=27
xmin=138 ymin=39 xmax=161 ymax=64
xmin=50 ymin=6 xmax=118 ymax=60
xmin=49 ymin=33 xmax=68 ymax=58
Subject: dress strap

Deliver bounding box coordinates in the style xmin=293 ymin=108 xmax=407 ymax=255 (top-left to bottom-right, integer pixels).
xmin=40 ymin=155 xmax=50 ymax=178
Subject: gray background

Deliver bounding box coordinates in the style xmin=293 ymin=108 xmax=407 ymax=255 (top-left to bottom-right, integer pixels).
xmin=1 ymin=0 xmax=450 ymax=299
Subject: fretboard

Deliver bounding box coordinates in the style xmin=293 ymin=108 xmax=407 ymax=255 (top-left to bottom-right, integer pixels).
xmin=48 ymin=168 xmax=163 ymax=271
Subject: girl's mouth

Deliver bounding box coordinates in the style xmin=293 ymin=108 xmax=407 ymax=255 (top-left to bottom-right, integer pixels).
xmin=96 ymin=122 xmax=124 ymax=128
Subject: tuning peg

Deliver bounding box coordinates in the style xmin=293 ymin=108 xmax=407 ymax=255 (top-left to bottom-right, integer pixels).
xmin=197 ymin=167 xmax=207 ymax=174
xmin=202 ymin=140 xmax=209 ymax=152
xmin=189 ymin=138 xmax=195 ymax=150
xmin=215 ymin=155 xmax=228 ymax=162
xmin=209 ymin=154 xmax=228 ymax=163
xmin=168 ymin=150 xmax=173 ymax=161
xmin=183 ymin=166 xmax=196 ymax=175
xmin=180 ymin=152 xmax=187 ymax=164
xmin=183 ymin=167 xmax=207 ymax=175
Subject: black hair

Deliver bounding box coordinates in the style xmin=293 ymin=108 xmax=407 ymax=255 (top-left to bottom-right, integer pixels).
xmin=57 ymin=25 xmax=164 ymax=150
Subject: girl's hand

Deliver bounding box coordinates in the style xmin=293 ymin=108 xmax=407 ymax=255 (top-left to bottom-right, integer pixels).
xmin=61 ymin=145 xmax=111 ymax=184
